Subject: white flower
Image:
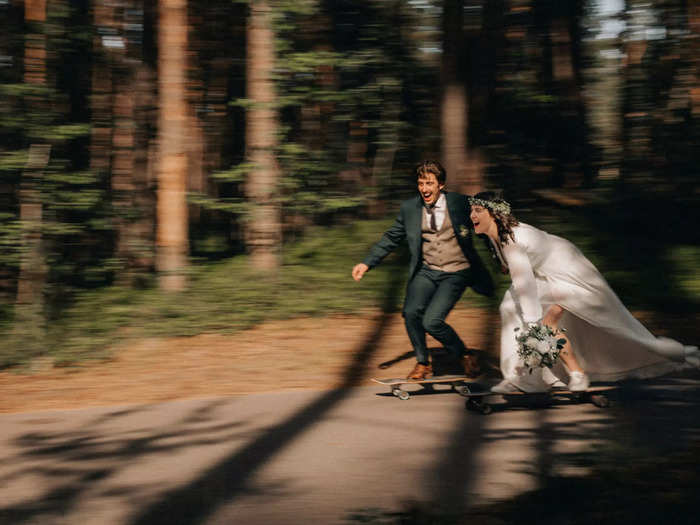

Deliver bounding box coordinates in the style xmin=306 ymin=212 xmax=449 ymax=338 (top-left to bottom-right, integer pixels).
xmin=525 ymin=337 xmax=539 ymax=350
xmin=524 ymin=353 xmax=541 ymax=368
xmin=515 ymin=322 xmax=564 ymax=372
xmin=469 ymin=197 xmax=511 ymax=215
xmin=536 ymin=339 xmax=550 ymax=355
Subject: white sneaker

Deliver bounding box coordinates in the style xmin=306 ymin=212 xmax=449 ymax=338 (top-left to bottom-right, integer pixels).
xmin=567 ymin=371 xmax=590 ymax=392
xmin=684 ymin=346 xmax=700 ymax=368
xmin=491 ymin=379 xmax=521 ymax=394
xmin=511 ymin=372 xmax=550 ymax=393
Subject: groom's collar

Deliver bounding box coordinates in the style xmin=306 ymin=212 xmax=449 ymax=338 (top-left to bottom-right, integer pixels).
xmin=422 ymin=192 xmax=446 ymax=210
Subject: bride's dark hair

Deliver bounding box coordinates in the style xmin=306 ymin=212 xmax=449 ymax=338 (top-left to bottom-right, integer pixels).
xmin=472 ymin=191 xmax=519 ymax=244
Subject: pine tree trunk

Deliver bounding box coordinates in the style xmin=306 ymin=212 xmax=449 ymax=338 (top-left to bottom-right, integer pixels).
xmin=551 ymin=11 xmax=591 ymax=188
xmin=19 ymin=1 xmax=48 ymax=303
xmin=16 ymin=0 xmax=49 ymax=356
xmin=16 ymin=144 xmax=49 ymax=305
xmin=688 ymin=3 xmax=700 ymax=116
xmin=370 ymin=92 xmax=399 ymax=218
xmin=132 ymin=63 xmax=158 ymax=281
xmin=90 ymin=2 xmax=115 ymax=179
xmin=183 ymin=19 xmax=205 ymax=223
xmin=156 ymin=0 xmax=189 ymax=291
xmin=186 ymin=110 xmax=205 ymax=222
xmin=113 ymin=71 xmax=138 ymax=280
xmin=441 ymin=0 xmax=482 ymax=195
xmin=621 ymin=32 xmax=652 ymax=185
xmin=245 ymin=0 xmax=280 ymax=271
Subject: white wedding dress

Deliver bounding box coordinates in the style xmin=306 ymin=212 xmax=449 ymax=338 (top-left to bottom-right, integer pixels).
xmin=494 ymin=223 xmax=699 ymax=386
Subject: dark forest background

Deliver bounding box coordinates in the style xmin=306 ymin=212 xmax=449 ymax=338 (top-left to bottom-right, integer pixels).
xmin=0 ymin=0 xmax=698 ymax=368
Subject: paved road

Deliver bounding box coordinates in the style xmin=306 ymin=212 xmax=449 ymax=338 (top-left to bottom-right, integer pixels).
xmin=2 ymin=377 xmax=700 ymax=524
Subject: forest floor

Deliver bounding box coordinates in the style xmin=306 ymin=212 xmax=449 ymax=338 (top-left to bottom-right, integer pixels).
xmin=1 ymin=306 xmax=697 ymax=414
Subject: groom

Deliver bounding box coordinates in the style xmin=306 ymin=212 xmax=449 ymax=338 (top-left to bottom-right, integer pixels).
xmin=352 ymin=160 xmax=493 ymax=380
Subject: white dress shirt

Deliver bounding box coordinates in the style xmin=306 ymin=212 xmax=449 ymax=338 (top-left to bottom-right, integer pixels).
xmin=424 ymin=192 xmax=447 ymax=231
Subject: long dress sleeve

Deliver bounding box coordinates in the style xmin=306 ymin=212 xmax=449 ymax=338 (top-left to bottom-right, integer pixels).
xmin=501 ymin=239 xmax=542 ymax=324
xmin=496 ymin=222 xmax=697 ymax=383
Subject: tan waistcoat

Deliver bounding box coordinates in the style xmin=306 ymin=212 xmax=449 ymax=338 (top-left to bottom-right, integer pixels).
xmin=421 ymin=209 xmax=471 ymax=272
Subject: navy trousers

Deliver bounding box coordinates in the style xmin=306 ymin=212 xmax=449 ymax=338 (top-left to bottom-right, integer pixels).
xmin=402 ymin=265 xmax=473 ymax=364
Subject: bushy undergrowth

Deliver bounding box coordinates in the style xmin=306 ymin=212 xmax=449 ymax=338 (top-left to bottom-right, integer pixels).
xmin=1 ymin=219 xmax=411 ymax=368
xmin=1 ymin=202 xmax=698 ymax=370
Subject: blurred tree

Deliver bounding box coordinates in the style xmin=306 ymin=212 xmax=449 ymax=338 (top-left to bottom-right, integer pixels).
xmin=441 ymin=0 xmax=484 ymax=195
xmin=191 ymin=0 xmax=437 ymax=249
xmin=691 ymin=2 xmax=700 ymax=116
xmin=17 ymin=0 xmax=48 ymax=306
xmin=534 ymin=0 xmax=592 ymax=187
xmin=651 ymin=0 xmax=698 ymax=196
xmin=91 ymin=0 xmax=156 ymax=287
xmin=90 ymin=2 xmax=112 ymax=188
xmin=12 ymin=0 xmax=50 ymax=357
xmin=0 ymin=0 xmax=696 ymax=368
xmin=274 ymin=0 xmax=432 ymax=218
xmin=156 ymin=0 xmax=189 ymax=290
xmin=688 ymin=2 xmax=700 ymax=197
xmin=184 ymin=0 xmax=247 ymax=258
xmin=245 ymin=0 xmax=281 ymax=270
xmin=621 ymin=0 xmax=654 ymax=188
xmin=127 ymin=1 xmax=159 ymax=285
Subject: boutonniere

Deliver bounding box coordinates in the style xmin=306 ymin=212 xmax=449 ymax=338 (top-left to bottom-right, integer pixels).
xmin=459 ymin=225 xmax=469 ymax=238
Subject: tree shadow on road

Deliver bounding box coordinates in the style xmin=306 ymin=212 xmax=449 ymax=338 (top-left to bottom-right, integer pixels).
xmin=0 ymin=399 xmax=245 ymax=523
xmin=0 ymin=260 xmax=407 ymax=525
xmin=345 ymin=376 xmax=700 ymax=524
xmin=123 ymin=266 xmax=407 ymax=525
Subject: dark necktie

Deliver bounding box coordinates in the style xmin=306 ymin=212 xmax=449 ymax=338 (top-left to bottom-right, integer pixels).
xmin=428 ymin=207 xmax=437 ymax=230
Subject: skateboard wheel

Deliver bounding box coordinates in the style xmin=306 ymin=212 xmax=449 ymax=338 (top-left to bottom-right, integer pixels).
xmin=397 ymin=389 xmax=410 ymax=401
xmin=591 ymin=394 xmax=610 ymax=408
xmin=454 ymin=385 xmax=471 ymax=396
xmin=480 ymin=404 xmax=493 ymax=415
xmin=465 ymin=399 xmax=480 ymax=411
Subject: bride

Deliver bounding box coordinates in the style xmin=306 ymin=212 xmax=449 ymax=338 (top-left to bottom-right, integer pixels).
xmin=469 ymin=191 xmax=700 ymax=393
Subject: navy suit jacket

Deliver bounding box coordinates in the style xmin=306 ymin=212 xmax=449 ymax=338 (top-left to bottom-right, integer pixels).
xmin=362 ymin=192 xmax=494 ymax=297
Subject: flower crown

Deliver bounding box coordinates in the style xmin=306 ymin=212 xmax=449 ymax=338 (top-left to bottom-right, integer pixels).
xmin=469 ymin=197 xmax=512 ymax=216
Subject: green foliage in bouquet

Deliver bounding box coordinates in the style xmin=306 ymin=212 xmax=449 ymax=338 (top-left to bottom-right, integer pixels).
xmin=514 ymin=323 xmax=567 ymax=373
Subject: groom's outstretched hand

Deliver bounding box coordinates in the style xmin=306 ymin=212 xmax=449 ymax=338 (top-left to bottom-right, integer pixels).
xmin=352 ymin=263 xmax=369 ymax=281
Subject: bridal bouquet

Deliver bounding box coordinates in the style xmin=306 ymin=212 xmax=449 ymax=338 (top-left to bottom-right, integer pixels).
xmin=514 ymin=323 xmax=567 ymax=373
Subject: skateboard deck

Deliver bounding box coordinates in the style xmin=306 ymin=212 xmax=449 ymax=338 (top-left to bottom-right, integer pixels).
xmin=372 ymin=375 xmax=482 ymax=400
xmin=464 ymin=385 xmax=617 ymax=414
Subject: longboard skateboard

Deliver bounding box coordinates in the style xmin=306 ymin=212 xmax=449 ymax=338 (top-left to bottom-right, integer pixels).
xmin=463 ymin=385 xmax=617 ymax=415
xmin=372 ymin=375 xmax=482 ymax=400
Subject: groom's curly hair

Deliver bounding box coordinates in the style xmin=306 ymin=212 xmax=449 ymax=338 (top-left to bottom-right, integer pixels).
xmin=415 ymin=160 xmax=446 ymax=185
xmin=473 ymin=191 xmax=519 ymax=244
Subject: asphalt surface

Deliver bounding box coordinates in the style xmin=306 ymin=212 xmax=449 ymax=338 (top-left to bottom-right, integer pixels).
xmin=2 ymin=377 xmax=700 ymax=524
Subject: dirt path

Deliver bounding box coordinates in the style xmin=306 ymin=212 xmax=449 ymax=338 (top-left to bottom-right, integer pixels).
xmin=0 ymin=307 xmax=498 ymax=414
xmin=2 ymin=307 xmax=697 ymax=414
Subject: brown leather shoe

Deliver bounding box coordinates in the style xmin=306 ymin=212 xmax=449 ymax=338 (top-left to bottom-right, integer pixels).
xmin=462 ymin=353 xmax=483 ymax=379
xmin=407 ymin=363 xmax=433 ymax=380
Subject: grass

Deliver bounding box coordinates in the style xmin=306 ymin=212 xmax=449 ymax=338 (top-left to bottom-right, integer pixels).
xmin=3 ymin=219 xmax=411 ymax=367
xmin=1 ymin=198 xmax=698 ymax=369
